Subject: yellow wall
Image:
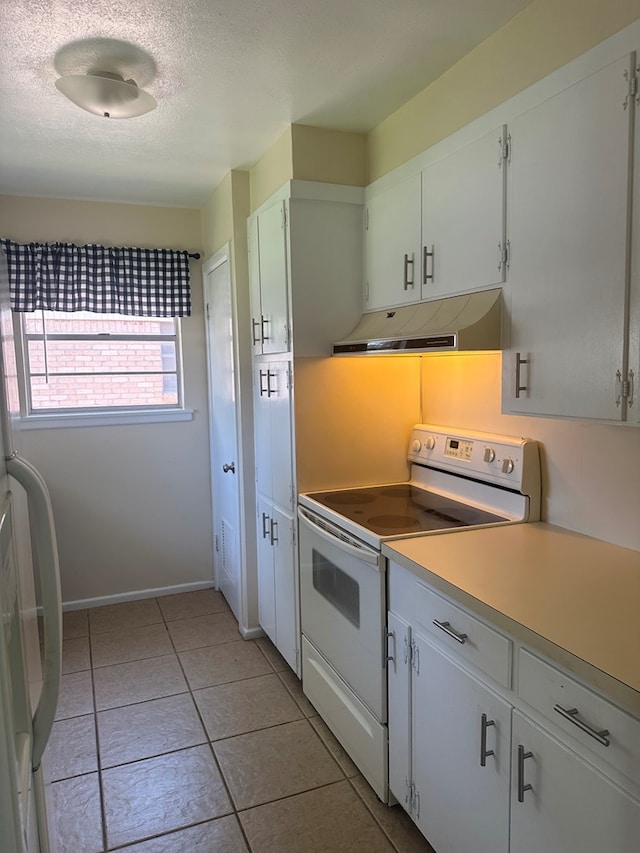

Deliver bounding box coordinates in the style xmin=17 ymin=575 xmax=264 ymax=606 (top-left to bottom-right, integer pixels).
xmin=201 ymin=172 xmax=234 ymax=258
xmin=249 ymin=128 xmax=294 ymax=212
xmin=367 ymin=0 xmax=640 ymax=181
xmin=291 ymin=125 xmax=367 ymax=188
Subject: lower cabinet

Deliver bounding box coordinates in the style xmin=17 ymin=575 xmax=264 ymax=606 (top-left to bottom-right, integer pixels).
xmin=256 ymin=498 xmax=299 ymax=674
xmin=388 ymin=560 xmax=640 ymax=853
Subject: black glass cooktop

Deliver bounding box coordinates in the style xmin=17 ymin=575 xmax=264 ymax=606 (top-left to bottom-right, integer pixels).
xmin=307 ymin=483 xmax=507 ymax=536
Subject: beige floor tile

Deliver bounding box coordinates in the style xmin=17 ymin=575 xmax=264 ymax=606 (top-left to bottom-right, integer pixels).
xmin=158 ymin=588 xmax=229 ymax=621
xmin=116 ymin=815 xmax=249 ymax=852
xmin=61 ymin=636 xmax=90 ymax=674
xmin=277 ymin=668 xmax=316 ymax=717
xmin=179 ymin=639 xmax=271 ymax=690
xmin=93 ymin=654 xmax=187 ymax=711
xmin=194 ymin=673 xmax=303 ymax=740
xmin=309 ymin=715 xmax=359 ymax=778
xmin=44 ymin=715 xmax=97 ymax=782
xmin=102 ymin=745 xmax=232 ymax=849
xmin=350 ymin=775 xmax=436 ymax=853
xmin=166 ymin=610 xmax=241 ymax=651
xmin=55 ymin=670 xmax=94 ymax=720
xmin=89 ymin=598 xmax=162 ymax=635
xmin=91 ymin=622 xmax=173 ymax=668
xmin=239 ymin=780 xmax=396 ymax=853
xmin=255 ymin=636 xmax=289 ymax=671
xmin=98 ymin=693 xmax=206 ymax=767
xmin=214 ymin=718 xmax=344 ymax=810
xmin=62 ymin=609 xmax=88 ymax=640
xmin=49 ymin=772 xmax=103 ymax=853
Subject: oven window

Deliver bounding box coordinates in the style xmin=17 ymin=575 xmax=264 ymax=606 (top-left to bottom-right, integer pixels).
xmin=311 ymin=549 xmax=360 ymax=628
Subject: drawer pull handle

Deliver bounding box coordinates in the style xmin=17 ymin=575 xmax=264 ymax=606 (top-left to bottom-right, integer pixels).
xmin=480 ymin=713 xmax=495 ymax=767
xmin=553 ymin=704 xmax=611 ymax=747
xmin=433 ymin=619 xmax=468 ymax=644
xmin=517 ymin=744 xmax=533 ymax=802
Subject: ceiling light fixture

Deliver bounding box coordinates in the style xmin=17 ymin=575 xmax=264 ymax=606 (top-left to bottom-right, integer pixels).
xmin=55 ymin=71 xmax=156 ymax=119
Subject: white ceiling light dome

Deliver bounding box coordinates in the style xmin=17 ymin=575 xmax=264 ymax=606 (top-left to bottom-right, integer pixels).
xmin=55 ymin=71 xmax=156 ymax=119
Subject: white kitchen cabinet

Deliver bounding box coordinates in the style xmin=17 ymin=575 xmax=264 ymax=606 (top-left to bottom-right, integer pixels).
xmin=421 ymin=125 xmax=507 ymax=301
xmin=511 ymin=711 xmax=640 ymax=853
xmin=503 ymin=51 xmax=636 ymax=421
xmin=248 ymin=198 xmax=290 ymax=355
xmin=388 ymin=560 xmax=640 ymax=853
xmin=249 ymin=181 xmax=363 ymax=673
xmin=364 ymin=173 xmax=422 ymax=311
xmin=253 ymin=360 xmax=293 ymax=513
xmin=256 ymin=498 xmax=298 ymax=673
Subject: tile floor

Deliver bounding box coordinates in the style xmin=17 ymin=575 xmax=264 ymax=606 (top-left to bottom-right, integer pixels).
xmin=45 ymin=589 xmax=435 ymax=853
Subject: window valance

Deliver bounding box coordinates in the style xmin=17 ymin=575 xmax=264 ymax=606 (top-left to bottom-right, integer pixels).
xmin=0 ymin=239 xmax=192 ymax=317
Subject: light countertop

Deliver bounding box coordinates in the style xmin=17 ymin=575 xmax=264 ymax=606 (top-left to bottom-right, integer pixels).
xmin=383 ymin=523 xmax=640 ymax=715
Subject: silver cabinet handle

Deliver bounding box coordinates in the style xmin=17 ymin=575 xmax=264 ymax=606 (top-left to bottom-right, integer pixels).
xmin=423 ymin=245 xmax=434 ymax=283
xmin=260 ymin=315 xmax=270 ymax=341
xmin=269 ymin=517 xmax=278 ymax=546
xmin=384 ymin=628 xmax=395 ymax=664
xmin=403 ymin=253 xmax=415 ymax=289
xmin=266 ymin=370 xmax=276 ymax=398
xmin=433 ymin=619 xmax=468 ymax=644
xmin=517 ymin=744 xmax=533 ymax=803
xmin=252 ymin=318 xmax=262 ymax=346
xmin=553 ymin=705 xmax=611 ymax=747
xmin=222 ymin=462 xmax=235 ymax=474
xmin=258 ymin=369 xmax=267 ymax=397
xmin=480 ymin=713 xmax=496 ymax=767
xmin=515 ymin=352 xmax=528 ymax=398
xmin=261 ymin=512 xmax=270 ymax=539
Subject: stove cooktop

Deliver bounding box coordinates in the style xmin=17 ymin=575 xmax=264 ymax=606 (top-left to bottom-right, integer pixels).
xmin=306 ymin=483 xmax=507 ymax=537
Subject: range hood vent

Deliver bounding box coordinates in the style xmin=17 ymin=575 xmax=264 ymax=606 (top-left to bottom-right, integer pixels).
xmin=333 ymin=288 xmax=502 ymax=355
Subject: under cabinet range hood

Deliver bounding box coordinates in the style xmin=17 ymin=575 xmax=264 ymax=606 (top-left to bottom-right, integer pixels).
xmin=333 ymin=288 xmax=502 ymax=355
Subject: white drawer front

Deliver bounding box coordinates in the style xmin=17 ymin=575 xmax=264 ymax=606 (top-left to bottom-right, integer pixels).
xmin=301 ymin=636 xmax=388 ymax=802
xmin=414 ymin=580 xmax=510 ymax=688
xmin=518 ymin=649 xmax=640 ymax=787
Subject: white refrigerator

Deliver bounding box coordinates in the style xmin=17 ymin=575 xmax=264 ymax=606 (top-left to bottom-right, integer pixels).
xmin=0 ymin=245 xmax=62 ymax=852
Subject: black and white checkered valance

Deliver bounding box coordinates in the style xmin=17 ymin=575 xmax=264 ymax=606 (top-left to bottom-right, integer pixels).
xmin=0 ymin=239 xmax=191 ymax=317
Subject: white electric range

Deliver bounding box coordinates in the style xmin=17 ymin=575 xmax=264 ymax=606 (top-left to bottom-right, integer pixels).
xmin=297 ymin=424 xmax=541 ymax=802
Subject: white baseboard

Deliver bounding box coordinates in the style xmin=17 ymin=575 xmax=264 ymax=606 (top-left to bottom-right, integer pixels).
xmin=239 ymin=625 xmax=265 ymax=640
xmin=62 ymin=580 xmax=216 ymax=612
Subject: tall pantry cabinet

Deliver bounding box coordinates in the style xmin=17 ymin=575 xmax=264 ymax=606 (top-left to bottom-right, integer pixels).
xmin=248 ymin=180 xmax=363 ymax=673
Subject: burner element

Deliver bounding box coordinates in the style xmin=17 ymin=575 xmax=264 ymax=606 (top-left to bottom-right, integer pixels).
xmin=368 ymin=514 xmax=421 ymax=530
xmin=317 ymin=491 xmax=376 ymax=506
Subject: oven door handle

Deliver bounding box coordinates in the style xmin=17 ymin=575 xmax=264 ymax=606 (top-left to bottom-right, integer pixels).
xmin=298 ymin=507 xmax=382 ymax=569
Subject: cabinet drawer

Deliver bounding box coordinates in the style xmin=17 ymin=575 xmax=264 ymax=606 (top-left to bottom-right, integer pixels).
xmin=518 ymin=649 xmax=640 ymax=787
xmin=412 ymin=580 xmax=511 ymax=688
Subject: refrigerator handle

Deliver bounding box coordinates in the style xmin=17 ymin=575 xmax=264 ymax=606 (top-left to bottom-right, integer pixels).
xmin=7 ymin=453 xmax=62 ymax=770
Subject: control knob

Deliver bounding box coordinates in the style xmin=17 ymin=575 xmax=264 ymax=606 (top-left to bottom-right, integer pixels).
xmin=410 ymin=439 xmax=422 ymax=453
xmin=483 ymin=447 xmax=496 ymax=463
xmin=425 ymin=436 xmax=436 ymax=451
xmin=501 ymin=457 xmax=515 ymax=474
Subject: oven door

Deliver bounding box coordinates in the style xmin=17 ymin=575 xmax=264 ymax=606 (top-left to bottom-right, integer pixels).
xmin=298 ymin=506 xmax=386 ymax=720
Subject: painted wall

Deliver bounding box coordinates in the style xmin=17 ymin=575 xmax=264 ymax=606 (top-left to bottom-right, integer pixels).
xmin=0 ymin=195 xmax=214 ymax=605
xmin=368 ymin=0 xmax=640 ymax=181
xmin=291 ymin=126 xmax=367 ymax=188
xmin=249 ymin=128 xmax=294 ymax=212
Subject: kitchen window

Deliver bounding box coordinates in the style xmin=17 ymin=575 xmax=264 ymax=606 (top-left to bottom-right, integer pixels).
xmin=16 ymin=310 xmax=189 ymax=426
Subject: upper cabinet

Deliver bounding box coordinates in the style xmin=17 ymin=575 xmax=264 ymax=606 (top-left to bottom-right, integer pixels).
xmin=421 ymin=124 xmax=507 ymax=301
xmin=363 ymin=125 xmax=507 ymax=313
xmin=502 ymin=51 xmax=638 ymax=422
xmin=248 ymin=198 xmax=290 ymax=356
xmin=364 ymin=173 xmax=422 ymax=310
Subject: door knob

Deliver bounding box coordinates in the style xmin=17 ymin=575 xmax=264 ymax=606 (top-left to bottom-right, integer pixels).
xmin=222 ymin=462 xmax=236 ymax=474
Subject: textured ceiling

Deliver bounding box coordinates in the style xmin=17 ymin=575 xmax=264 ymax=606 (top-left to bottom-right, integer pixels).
xmin=0 ymin=0 xmax=532 ymax=207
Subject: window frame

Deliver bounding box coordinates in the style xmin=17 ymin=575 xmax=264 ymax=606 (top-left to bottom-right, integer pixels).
xmin=14 ymin=311 xmax=192 ymax=427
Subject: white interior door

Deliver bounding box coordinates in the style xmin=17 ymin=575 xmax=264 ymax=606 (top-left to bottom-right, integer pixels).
xmin=204 ymin=250 xmax=241 ymax=621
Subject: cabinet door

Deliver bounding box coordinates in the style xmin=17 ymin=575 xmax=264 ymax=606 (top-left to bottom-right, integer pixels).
xmin=271 ymin=505 xmax=299 ymax=674
xmin=256 ymin=498 xmax=276 ymax=647
xmin=257 ymin=200 xmax=290 ymax=354
xmin=503 ymin=53 xmax=633 ymax=420
xmin=511 ymin=711 xmax=640 ymax=853
xmin=247 ymin=214 xmax=263 ymax=356
xmin=421 ymin=125 xmax=506 ymax=301
xmin=253 ymin=364 xmax=273 ymax=499
xmin=268 ymin=361 xmax=294 ymax=512
xmin=364 ymin=173 xmax=422 ymax=310
xmin=387 ymin=611 xmax=412 ymax=809
xmin=412 ymin=633 xmax=511 ymax=853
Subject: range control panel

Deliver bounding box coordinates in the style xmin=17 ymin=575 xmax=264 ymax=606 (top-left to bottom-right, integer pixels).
xmin=408 ymin=423 xmax=540 ymax=496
